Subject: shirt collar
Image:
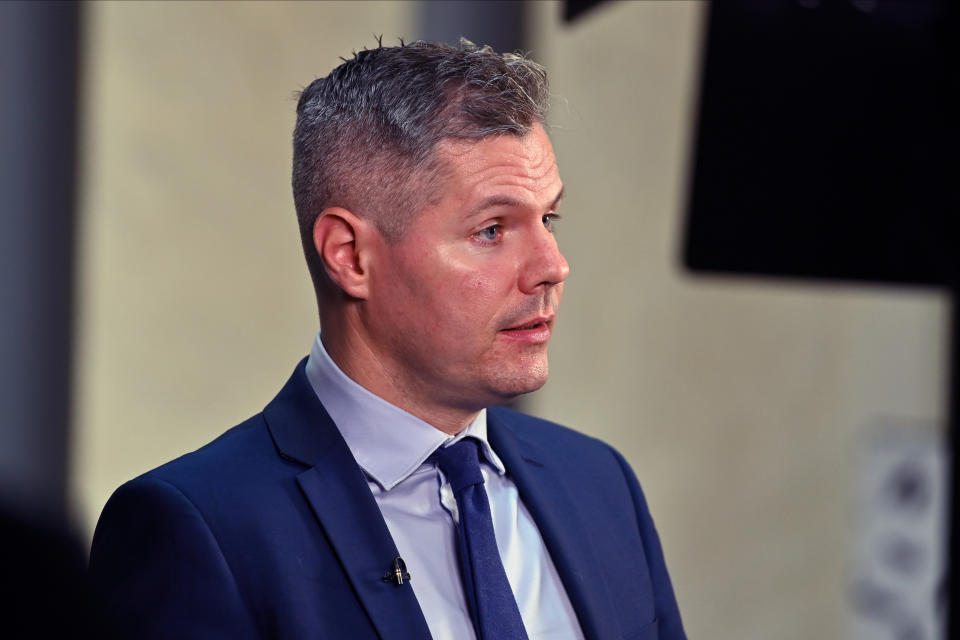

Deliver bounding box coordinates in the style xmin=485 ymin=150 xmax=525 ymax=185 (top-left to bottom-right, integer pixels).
xmin=303 ymin=332 xmax=505 ymax=490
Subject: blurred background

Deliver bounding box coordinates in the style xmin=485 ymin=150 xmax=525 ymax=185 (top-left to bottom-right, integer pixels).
xmin=1 ymin=1 xmax=951 ymax=638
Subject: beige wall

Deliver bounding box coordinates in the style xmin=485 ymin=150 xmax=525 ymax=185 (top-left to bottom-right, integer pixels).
xmin=74 ymin=2 xmax=947 ymax=639
xmin=74 ymin=0 xmax=415 ymax=532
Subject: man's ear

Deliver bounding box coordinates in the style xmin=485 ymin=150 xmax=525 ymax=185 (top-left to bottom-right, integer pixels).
xmin=312 ymin=207 xmax=376 ymax=299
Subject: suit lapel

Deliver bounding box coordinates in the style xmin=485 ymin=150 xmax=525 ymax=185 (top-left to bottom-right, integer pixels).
xmin=265 ymin=361 xmax=432 ymax=640
xmin=296 ymin=466 xmax=431 ymax=640
xmin=488 ymin=411 xmax=623 ymax=640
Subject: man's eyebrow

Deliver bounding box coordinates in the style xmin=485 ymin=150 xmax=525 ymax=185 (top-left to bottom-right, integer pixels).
xmin=550 ymin=186 xmax=565 ymax=210
xmin=464 ymin=186 xmax=565 ymax=218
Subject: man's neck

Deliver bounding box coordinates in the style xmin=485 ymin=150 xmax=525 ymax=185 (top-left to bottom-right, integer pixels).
xmin=319 ymin=325 xmax=480 ymax=436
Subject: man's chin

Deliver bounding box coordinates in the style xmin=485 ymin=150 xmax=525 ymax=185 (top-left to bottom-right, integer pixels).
xmin=483 ymin=366 xmax=550 ymax=405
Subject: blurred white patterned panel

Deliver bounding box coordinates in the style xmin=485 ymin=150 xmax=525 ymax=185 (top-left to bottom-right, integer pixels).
xmin=850 ymin=420 xmax=947 ymax=640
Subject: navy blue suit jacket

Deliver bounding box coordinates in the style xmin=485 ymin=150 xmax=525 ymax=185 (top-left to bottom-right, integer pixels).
xmin=89 ymin=361 xmax=685 ymax=639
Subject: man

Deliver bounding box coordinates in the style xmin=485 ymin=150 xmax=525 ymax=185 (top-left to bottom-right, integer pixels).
xmin=89 ymin=41 xmax=685 ymax=640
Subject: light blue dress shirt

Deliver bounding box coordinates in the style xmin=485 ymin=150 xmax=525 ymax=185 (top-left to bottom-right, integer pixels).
xmin=304 ymin=333 xmax=585 ymax=640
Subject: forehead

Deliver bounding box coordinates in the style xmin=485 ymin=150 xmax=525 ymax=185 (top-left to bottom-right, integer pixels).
xmin=432 ymin=123 xmax=561 ymax=207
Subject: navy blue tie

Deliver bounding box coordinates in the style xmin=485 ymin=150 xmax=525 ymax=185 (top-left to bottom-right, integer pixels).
xmin=434 ymin=439 xmax=529 ymax=640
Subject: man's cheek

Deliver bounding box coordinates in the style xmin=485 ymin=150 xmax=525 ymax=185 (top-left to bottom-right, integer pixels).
xmin=458 ymin=269 xmax=499 ymax=303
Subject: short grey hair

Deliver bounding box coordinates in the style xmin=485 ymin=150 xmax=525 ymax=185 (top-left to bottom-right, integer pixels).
xmin=292 ymin=39 xmax=550 ymax=299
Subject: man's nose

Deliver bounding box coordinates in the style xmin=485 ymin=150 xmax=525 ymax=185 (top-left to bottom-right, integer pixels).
xmin=520 ymin=227 xmax=570 ymax=293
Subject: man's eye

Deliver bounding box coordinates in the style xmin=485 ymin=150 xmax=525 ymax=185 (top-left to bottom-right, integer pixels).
xmin=477 ymin=225 xmax=501 ymax=241
xmin=542 ymin=214 xmax=558 ymax=230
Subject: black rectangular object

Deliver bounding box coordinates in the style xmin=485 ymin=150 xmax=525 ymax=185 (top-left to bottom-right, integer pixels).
xmin=684 ymin=0 xmax=955 ymax=286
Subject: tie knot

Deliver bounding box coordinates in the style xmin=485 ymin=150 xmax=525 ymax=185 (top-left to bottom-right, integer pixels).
xmin=434 ymin=439 xmax=485 ymax=493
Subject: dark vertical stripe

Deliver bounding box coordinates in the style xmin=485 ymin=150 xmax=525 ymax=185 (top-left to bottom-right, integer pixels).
xmin=0 ymin=1 xmax=80 ymax=522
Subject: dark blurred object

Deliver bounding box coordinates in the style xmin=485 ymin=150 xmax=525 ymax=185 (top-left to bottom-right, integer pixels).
xmin=564 ymin=0 xmax=610 ymax=23
xmin=419 ymin=1 xmax=526 ymax=55
xmin=1 ymin=504 xmax=93 ymax=638
xmin=0 ymin=0 xmax=79 ymax=518
xmin=0 ymin=3 xmax=88 ymax=632
xmin=684 ymin=0 xmax=955 ymax=286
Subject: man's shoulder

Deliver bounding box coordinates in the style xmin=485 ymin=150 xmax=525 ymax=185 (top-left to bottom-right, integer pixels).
xmin=146 ymin=413 xmax=270 ymax=475
xmin=114 ymin=411 xmax=293 ymax=512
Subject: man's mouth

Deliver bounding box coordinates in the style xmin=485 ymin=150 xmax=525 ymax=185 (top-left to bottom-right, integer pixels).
xmin=499 ymin=317 xmax=554 ymax=343
xmin=507 ymin=321 xmax=547 ymax=331
xmin=502 ymin=315 xmax=552 ymax=331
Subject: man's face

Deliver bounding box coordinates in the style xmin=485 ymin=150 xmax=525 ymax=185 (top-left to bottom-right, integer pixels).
xmin=362 ymin=122 xmax=569 ymax=412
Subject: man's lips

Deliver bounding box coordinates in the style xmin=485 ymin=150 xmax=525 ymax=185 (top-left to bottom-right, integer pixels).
xmin=501 ymin=315 xmax=553 ymax=331
xmin=498 ymin=316 xmax=554 ymax=343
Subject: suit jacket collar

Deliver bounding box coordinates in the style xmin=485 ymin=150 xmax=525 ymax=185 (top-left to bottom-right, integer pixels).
xmin=264 ymin=359 xmax=432 ymax=640
xmin=488 ymin=409 xmax=623 ymax=640
xmin=264 ymin=361 xmax=620 ymax=640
